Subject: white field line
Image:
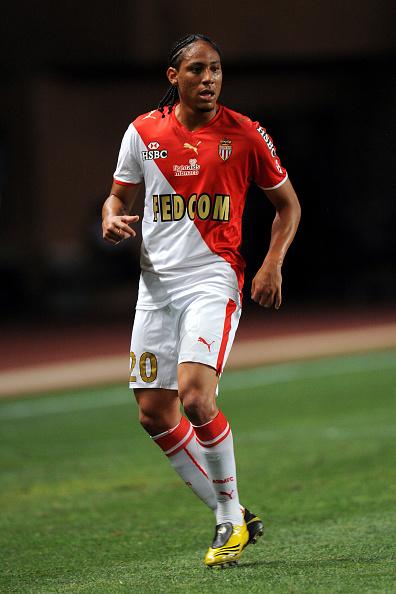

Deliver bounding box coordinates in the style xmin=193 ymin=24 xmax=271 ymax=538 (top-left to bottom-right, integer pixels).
xmin=0 ymin=355 xmax=130 ymax=398
xmin=221 ymin=348 xmax=396 ymax=391
xmin=237 ymin=424 xmax=396 ymax=443
xmin=0 ymin=350 xmax=395 ymax=421
xmin=0 ymin=387 xmax=131 ymax=420
xmin=228 ymin=322 xmax=396 ymax=368
xmin=0 ymin=323 xmax=395 ymax=398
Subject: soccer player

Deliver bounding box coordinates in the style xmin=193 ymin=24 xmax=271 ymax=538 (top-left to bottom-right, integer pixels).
xmin=102 ymin=33 xmax=301 ymax=567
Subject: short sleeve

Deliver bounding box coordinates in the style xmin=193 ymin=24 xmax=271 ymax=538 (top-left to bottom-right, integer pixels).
xmin=250 ymin=123 xmax=288 ymax=190
xmin=113 ymin=124 xmax=144 ymax=185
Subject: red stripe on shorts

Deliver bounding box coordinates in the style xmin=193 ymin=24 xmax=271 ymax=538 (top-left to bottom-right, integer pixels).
xmin=216 ymin=299 xmax=237 ymax=374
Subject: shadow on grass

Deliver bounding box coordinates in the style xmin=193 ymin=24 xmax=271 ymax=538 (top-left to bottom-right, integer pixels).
xmin=238 ymin=556 xmax=385 ymax=570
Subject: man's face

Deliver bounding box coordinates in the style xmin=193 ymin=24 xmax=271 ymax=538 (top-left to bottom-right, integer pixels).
xmin=167 ymin=41 xmax=222 ymax=113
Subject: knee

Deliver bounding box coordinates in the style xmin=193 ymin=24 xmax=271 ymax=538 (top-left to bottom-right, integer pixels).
xmin=138 ymin=409 xmax=160 ymax=435
xmin=180 ymin=385 xmax=217 ymax=426
xmin=138 ymin=407 xmax=181 ymax=436
xmin=139 ymin=407 xmax=181 ymax=436
xmin=134 ymin=388 xmax=180 ymax=436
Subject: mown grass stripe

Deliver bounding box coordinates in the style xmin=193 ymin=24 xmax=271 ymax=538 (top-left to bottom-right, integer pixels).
xmin=0 ymin=350 xmax=394 ymax=421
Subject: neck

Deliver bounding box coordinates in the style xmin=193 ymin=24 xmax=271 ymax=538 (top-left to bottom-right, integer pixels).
xmin=175 ymin=103 xmax=218 ymax=131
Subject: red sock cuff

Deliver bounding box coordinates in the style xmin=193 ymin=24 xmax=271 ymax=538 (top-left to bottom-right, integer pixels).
xmin=153 ymin=416 xmax=194 ymax=456
xmin=194 ymin=411 xmax=231 ymax=448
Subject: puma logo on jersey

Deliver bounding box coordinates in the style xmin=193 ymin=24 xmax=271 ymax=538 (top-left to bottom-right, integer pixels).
xmin=219 ymin=490 xmax=234 ymax=500
xmin=143 ymin=110 xmax=157 ymax=120
xmin=184 ymin=141 xmax=201 ymax=155
xmin=198 ymin=337 xmax=215 ymax=352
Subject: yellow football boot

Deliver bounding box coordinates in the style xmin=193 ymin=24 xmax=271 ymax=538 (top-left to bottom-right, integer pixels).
xmin=204 ymin=521 xmax=249 ymax=568
xmin=243 ymin=507 xmax=264 ymax=547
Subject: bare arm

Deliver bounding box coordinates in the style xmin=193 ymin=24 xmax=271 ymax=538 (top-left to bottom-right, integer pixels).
xmin=251 ymin=178 xmax=301 ymax=309
xmin=102 ymin=182 xmax=143 ymax=245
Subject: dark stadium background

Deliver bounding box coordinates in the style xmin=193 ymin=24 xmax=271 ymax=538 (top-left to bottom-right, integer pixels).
xmin=0 ymin=0 xmax=394 ymax=326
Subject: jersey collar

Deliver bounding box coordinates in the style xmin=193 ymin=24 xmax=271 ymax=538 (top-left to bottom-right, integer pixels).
xmin=171 ymin=103 xmax=223 ymax=134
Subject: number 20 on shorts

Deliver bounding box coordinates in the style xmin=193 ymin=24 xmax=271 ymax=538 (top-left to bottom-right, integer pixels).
xmin=130 ymin=351 xmax=158 ymax=383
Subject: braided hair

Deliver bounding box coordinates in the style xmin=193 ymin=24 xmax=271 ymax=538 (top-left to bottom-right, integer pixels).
xmin=157 ymin=34 xmax=221 ymax=118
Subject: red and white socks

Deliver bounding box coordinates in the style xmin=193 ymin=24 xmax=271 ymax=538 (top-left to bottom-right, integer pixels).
xmin=150 ymin=412 xmax=243 ymax=527
xmin=151 ymin=416 xmax=217 ymax=511
xmin=194 ymin=411 xmax=243 ymax=526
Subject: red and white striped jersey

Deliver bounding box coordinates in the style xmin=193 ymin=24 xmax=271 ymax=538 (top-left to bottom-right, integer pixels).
xmin=113 ymin=104 xmax=288 ymax=309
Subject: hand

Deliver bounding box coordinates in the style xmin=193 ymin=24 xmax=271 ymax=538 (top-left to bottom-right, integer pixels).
xmin=102 ymin=215 xmax=139 ymax=245
xmin=251 ymin=261 xmax=282 ymax=309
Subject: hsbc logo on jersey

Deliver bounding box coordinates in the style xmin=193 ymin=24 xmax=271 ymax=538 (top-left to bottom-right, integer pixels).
xmin=275 ymin=159 xmax=283 ymax=174
xmin=256 ymin=126 xmax=277 ymax=158
xmin=142 ymin=141 xmax=168 ymax=160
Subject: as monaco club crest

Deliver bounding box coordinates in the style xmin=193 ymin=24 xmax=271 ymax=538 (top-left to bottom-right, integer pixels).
xmin=218 ymin=139 xmax=232 ymax=161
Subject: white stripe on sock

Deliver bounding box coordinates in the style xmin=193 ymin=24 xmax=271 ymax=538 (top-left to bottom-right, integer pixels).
xmin=164 ymin=425 xmax=194 ymax=456
xmin=196 ymin=423 xmax=230 ymax=446
xmin=151 ymin=422 xmax=180 ymax=441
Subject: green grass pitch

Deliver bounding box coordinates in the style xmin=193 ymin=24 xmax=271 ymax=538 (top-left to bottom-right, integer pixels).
xmin=1 ymin=350 xmax=395 ymax=593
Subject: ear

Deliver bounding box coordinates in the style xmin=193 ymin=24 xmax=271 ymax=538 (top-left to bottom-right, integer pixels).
xmin=166 ymin=67 xmax=178 ymax=86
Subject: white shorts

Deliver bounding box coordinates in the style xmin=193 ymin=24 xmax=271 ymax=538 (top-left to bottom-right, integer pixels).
xmin=129 ymin=292 xmax=241 ymax=389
